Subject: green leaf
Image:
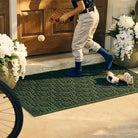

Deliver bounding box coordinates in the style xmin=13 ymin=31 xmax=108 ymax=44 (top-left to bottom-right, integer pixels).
xmin=0 ymin=58 xmax=4 ymax=62
xmin=10 ymin=53 xmax=19 ymax=60
xmin=4 ymin=54 xmax=19 ymax=61
xmin=13 ymin=39 xmax=18 ymax=45
xmin=112 ymin=17 xmax=119 ymax=21
xmin=105 ymin=24 xmax=119 ymax=38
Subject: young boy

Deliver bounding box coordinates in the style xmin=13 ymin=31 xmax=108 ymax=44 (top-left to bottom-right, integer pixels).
xmin=59 ymin=0 xmax=114 ymax=77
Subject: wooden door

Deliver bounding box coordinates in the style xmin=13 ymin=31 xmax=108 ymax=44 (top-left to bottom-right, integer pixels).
xmin=94 ymin=0 xmax=108 ymax=48
xmin=0 ymin=0 xmax=9 ymax=35
xmin=17 ymin=0 xmax=76 ymax=56
xmin=17 ymin=0 xmax=108 ymax=56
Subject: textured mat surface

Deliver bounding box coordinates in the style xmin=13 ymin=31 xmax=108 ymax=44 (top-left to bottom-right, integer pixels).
xmin=13 ymin=63 xmax=138 ymax=117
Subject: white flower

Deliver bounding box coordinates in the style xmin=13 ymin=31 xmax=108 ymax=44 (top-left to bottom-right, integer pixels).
xmin=0 ymin=34 xmax=14 ymax=58
xmin=118 ymin=15 xmax=135 ymax=29
xmin=107 ymin=15 xmax=137 ymax=61
xmin=0 ymin=34 xmax=27 ymax=82
xmin=11 ymin=59 xmax=20 ymax=82
xmin=113 ymin=28 xmax=134 ymax=61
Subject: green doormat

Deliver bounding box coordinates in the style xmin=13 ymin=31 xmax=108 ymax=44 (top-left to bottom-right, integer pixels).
xmin=13 ymin=63 xmax=138 ymax=117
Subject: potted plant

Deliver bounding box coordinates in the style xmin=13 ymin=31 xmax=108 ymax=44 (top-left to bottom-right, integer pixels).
xmin=0 ymin=34 xmax=27 ymax=89
xmin=106 ymin=15 xmax=138 ymax=68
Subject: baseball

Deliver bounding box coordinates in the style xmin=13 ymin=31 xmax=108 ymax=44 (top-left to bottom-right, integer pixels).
xmin=38 ymin=35 xmax=45 ymax=42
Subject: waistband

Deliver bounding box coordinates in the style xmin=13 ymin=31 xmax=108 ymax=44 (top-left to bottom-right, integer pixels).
xmin=79 ymin=6 xmax=95 ymax=14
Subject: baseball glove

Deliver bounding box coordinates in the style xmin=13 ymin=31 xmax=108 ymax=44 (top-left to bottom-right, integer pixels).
xmin=117 ymin=72 xmax=134 ymax=85
xmin=49 ymin=8 xmax=74 ymax=23
xmin=106 ymin=71 xmax=119 ymax=84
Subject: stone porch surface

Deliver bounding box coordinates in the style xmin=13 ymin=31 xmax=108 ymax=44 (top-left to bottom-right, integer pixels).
xmin=25 ymin=52 xmax=105 ymax=75
xmin=18 ymin=53 xmax=138 ymax=138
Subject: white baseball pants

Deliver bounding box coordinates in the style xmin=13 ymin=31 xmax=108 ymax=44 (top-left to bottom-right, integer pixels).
xmin=72 ymin=6 xmax=101 ymax=62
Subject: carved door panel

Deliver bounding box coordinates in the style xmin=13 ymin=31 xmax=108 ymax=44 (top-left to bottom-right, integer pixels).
xmin=94 ymin=0 xmax=108 ymax=47
xmin=0 ymin=0 xmax=9 ymax=35
xmin=17 ymin=0 xmax=76 ymax=56
xmin=17 ymin=0 xmax=108 ymax=56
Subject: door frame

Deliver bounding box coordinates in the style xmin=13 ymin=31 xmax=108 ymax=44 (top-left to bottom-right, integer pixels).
xmin=9 ymin=0 xmax=17 ymax=39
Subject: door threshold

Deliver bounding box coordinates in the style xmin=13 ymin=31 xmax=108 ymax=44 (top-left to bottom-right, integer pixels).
xmin=25 ymin=52 xmax=105 ymax=76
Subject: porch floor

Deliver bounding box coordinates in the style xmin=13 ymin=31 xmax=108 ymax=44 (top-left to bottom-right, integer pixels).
xmin=25 ymin=52 xmax=105 ymax=76
xmin=18 ymin=53 xmax=138 ymax=138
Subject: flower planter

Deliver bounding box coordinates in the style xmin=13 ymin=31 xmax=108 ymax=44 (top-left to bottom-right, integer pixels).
xmin=0 ymin=65 xmax=16 ymax=89
xmin=106 ymin=15 xmax=138 ymax=68
xmin=114 ymin=44 xmax=138 ymax=68
xmin=0 ymin=34 xmax=27 ymax=88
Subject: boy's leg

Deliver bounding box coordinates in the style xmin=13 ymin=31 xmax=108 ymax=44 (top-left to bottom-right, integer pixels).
xmin=97 ymin=48 xmax=114 ymax=70
xmin=85 ymin=8 xmax=114 ymax=70
xmin=86 ymin=39 xmax=114 ymax=71
xmin=65 ymin=13 xmax=94 ymax=77
xmin=65 ymin=62 xmax=82 ymax=77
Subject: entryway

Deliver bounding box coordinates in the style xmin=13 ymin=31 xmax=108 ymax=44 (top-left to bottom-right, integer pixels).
xmin=17 ymin=0 xmax=108 ymax=56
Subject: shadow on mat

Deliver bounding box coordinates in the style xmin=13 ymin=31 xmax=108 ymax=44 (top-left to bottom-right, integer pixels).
xmin=95 ymin=78 xmax=129 ymax=86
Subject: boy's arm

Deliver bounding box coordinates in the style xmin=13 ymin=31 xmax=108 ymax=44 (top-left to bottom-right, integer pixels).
xmin=59 ymin=1 xmax=85 ymax=23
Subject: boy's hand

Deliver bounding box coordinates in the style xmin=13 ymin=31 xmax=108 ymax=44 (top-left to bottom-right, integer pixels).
xmin=49 ymin=8 xmax=74 ymax=24
xmin=59 ymin=13 xmax=69 ymax=23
